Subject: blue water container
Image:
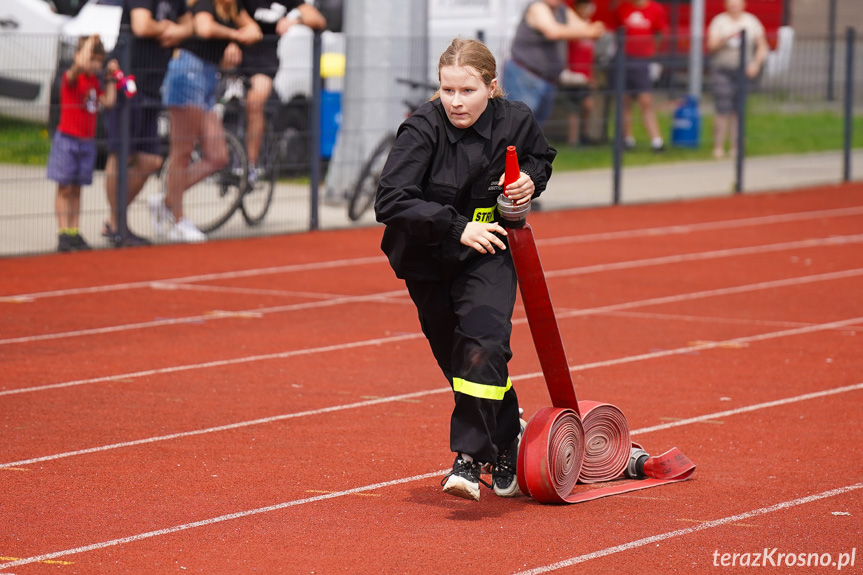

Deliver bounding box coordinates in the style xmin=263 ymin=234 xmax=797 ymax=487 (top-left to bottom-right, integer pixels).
xmin=320 ymin=90 xmax=342 ymax=159
xmin=671 ymin=96 xmax=701 ymax=148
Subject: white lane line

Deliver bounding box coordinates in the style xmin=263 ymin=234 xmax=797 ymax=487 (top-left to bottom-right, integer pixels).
xmin=3 ymin=245 xmax=863 ymax=348
xmin=513 ymin=482 xmax=863 ymax=575
xmin=3 ymin=307 xmax=861 ymax=469
xmin=0 ymin=290 xmax=409 ymax=346
xmin=544 ymin=234 xmax=863 ymax=278
xmin=630 ymin=382 xmax=863 ymax=435
xmin=0 ymin=256 xmax=387 ymax=302
xmin=0 ymin=331 xmax=424 ymax=396
xmin=0 ymin=470 xmax=448 ymax=569
xmin=551 ymin=267 xmax=863 ymax=321
xmin=542 ymin=316 xmax=863 ymax=380
xmin=4 ymin=270 xmax=862 ymax=398
xmin=599 ymin=310 xmax=862 ymax=330
xmin=0 ymin=388 xmax=447 ymax=469
xmin=3 ymin=390 xmax=862 ymax=569
xmin=537 ymin=205 xmax=863 ymax=246
xmin=4 ymin=206 xmax=863 ymax=302
xmin=149 ymin=282 xmax=351 ymax=299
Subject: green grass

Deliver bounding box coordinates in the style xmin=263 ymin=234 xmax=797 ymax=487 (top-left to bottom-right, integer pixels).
xmin=551 ymin=107 xmax=863 ymax=171
xmin=2 ymin=106 xmax=861 ymax=171
xmin=0 ymin=116 xmax=51 ymax=165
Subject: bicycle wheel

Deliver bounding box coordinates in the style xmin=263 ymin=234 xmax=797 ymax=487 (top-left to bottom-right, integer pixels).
xmin=241 ymin=130 xmax=277 ymax=226
xmin=160 ymin=129 xmax=247 ymax=234
xmin=348 ymin=134 xmax=396 ymax=222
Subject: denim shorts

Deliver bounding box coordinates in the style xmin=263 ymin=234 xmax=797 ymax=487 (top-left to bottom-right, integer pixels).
xmin=46 ymin=131 xmax=96 ymax=186
xmin=502 ymin=59 xmax=556 ymax=125
xmin=162 ymin=49 xmax=219 ymax=111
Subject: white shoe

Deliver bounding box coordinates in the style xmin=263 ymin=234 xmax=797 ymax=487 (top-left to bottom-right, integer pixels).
xmin=148 ymin=194 xmax=172 ymax=236
xmin=168 ymin=217 xmax=206 ymax=243
xmin=441 ymin=454 xmax=482 ymax=501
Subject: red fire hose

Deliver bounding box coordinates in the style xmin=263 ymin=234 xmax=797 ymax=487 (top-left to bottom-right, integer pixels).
xmin=499 ymin=147 xmax=695 ymax=504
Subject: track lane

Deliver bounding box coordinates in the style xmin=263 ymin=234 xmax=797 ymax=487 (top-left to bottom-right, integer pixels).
xmin=2 ymin=384 xmax=860 ymax=573
xmin=2 ymin=185 xmax=862 ymax=574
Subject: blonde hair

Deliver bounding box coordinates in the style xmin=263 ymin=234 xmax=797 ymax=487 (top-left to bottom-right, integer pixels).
xmin=188 ymin=0 xmax=237 ymax=22
xmin=432 ymin=37 xmax=504 ymax=100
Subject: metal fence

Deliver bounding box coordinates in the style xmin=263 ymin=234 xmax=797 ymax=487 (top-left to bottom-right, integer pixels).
xmin=0 ymin=28 xmax=861 ymax=257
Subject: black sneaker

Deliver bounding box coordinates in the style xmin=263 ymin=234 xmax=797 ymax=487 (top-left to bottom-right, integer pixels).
xmin=102 ymin=223 xmax=152 ymax=248
xmin=492 ymin=418 xmax=526 ymax=497
xmin=70 ymin=233 xmax=92 ymax=251
xmin=57 ymin=233 xmax=75 ymax=253
xmin=441 ymin=454 xmax=489 ymax=501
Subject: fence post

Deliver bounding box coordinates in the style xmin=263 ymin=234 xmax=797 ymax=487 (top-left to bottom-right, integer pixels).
xmin=116 ymin=25 xmax=132 ymax=241
xmin=734 ymin=29 xmax=748 ymax=194
xmin=843 ymin=27 xmax=855 ymax=182
xmin=612 ymin=26 xmax=625 ymax=205
xmin=309 ymin=30 xmax=323 ymax=231
xmin=828 ymin=0 xmax=837 ymax=101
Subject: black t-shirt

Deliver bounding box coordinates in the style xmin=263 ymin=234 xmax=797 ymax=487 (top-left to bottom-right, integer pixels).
xmin=181 ymin=0 xmax=247 ymax=65
xmin=243 ymin=0 xmax=302 ymax=36
xmin=120 ymin=0 xmax=187 ymax=97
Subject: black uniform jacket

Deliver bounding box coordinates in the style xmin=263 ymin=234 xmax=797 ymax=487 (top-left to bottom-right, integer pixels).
xmin=375 ymin=97 xmax=557 ymax=281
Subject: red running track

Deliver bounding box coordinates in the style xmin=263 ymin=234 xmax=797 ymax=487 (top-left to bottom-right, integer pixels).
xmin=1 ymin=184 xmax=862 ymax=574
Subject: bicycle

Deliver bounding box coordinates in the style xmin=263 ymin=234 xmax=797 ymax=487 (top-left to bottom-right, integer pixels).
xmin=347 ymin=77 xmax=438 ymax=222
xmin=217 ymin=71 xmax=281 ymax=227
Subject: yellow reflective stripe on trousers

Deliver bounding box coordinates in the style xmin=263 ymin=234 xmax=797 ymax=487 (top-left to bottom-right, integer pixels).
xmin=452 ymin=377 xmax=512 ymax=400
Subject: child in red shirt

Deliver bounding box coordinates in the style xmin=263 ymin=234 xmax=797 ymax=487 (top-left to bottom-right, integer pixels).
xmin=46 ymin=35 xmax=118 ymax=252
xmin=612 ymin=0 xmax=668 ymax=151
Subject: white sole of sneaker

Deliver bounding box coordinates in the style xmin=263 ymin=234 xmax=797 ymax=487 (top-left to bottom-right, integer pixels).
xmin=493 ymin=481 xmax=521 ymax=498
xmin=442 ymin=475 xmax=480 ymax=501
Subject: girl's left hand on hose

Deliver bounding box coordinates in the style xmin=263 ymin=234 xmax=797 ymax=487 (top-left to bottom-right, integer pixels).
xmin=461 ymin=221 xmax=507 ymax=254
xmin=498 ymin=171 xmax=535 ymax=205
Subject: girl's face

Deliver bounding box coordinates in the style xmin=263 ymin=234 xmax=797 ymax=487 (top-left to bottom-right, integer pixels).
xmin=88 ymin=55 xmax=105 ymax=76
xmin=439 ymin=65 xmax=496 ymax=130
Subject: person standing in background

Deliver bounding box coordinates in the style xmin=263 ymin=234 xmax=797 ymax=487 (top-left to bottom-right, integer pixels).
xmin=155 ymin=0 xmax=262 ymax=243
xmin=707 ymin=0 xmax=768 ymax=159
xmin=611 ymin=0 xmax=668 ymax=151
xmin=103 ymin=0 xmax=192 ymax=248
xmin=234 ymin=0 xmax=326 ymax=184
xmin=48 ymin=35 xmax=118 ymax=252
xmin=503 ymin=0 xmax=604 ymax=126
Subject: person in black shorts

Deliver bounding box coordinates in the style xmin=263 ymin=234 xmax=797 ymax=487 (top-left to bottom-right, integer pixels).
xmin=236 ymin=0 xmax=326 ymax=182
xmin=104 ymin=0 xmax=192 ymax=247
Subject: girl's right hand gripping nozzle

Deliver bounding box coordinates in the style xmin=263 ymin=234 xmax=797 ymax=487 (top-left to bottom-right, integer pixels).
xmin=496 ymin=145 xmax=530 ymax=227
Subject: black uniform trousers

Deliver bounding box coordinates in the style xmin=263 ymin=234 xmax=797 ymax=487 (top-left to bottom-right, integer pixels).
xmin=405 ymin=248 xmax=521 ymax=464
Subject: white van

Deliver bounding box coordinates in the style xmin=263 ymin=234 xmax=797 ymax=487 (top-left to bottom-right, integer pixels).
xmin=0 ymin=0 xmax=120 ymax=124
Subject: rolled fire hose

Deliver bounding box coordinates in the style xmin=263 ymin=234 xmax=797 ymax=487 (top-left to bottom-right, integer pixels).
xmin=499 ymin=147 xmax=695 ymax=504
